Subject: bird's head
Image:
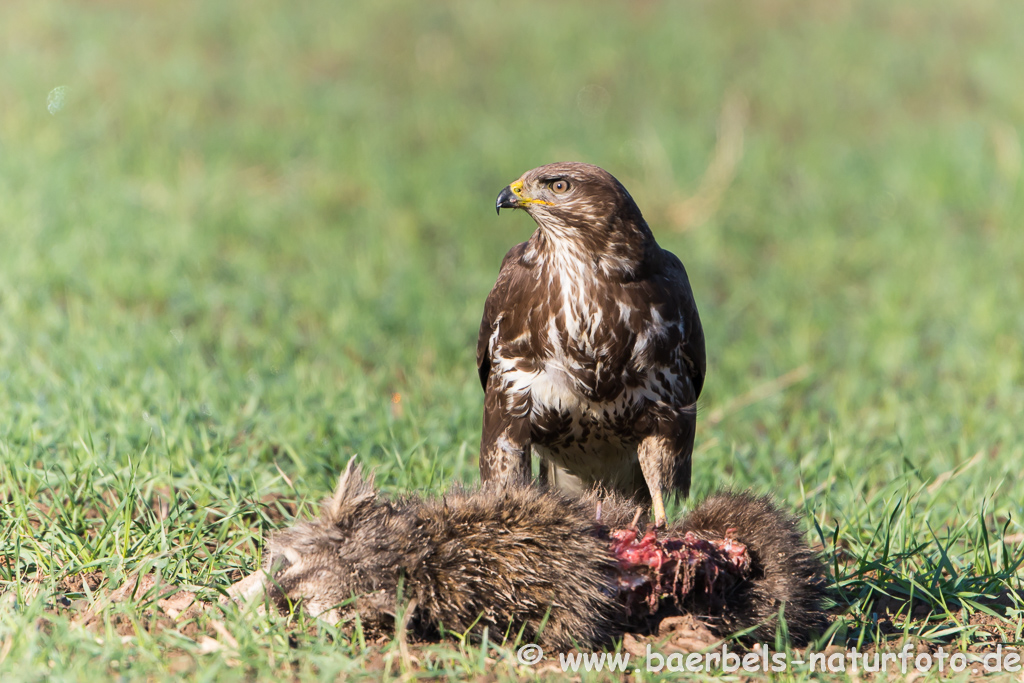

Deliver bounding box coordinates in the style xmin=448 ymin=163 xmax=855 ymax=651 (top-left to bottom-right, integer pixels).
xmin=496 ymin=162 xmax=653 ymax=269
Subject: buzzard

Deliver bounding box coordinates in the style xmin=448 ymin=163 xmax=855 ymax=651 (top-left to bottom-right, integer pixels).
xmin=477 ymin=162 xmax=706 ymax=526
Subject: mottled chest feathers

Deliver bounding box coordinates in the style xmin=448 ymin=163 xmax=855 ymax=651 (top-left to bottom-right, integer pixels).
xmin=479 ymin=162 xmax=706 ymax=520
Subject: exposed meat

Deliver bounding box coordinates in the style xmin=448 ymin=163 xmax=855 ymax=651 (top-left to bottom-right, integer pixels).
xmin=610 ymin=526 xmax=751 ymax=614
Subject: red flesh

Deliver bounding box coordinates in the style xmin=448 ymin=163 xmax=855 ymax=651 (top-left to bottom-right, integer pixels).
xmin=609 ymin=526 xmax=752 ymax=613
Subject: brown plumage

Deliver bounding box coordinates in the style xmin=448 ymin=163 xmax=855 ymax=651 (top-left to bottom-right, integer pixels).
xmin=228 ymin=463 xmax=826 ymax=649
xmin=479 ymin=162 xmax=705 ymax=526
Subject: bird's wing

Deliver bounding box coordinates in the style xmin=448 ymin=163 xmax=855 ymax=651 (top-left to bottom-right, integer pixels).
xmin=639 ymin=248 xmax=707 ymax=499
xmin=476 ymin=242 xmax=528 ymax=390
xmin=681 ymin=292 xmax=706 ymax=399
xmin=477 ymin=242 xmax=533 ymax=485
xmin=657 ymin=248 xmax=706 ymax=399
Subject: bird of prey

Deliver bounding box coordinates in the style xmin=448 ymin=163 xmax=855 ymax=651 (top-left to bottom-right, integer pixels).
xmin=477 ymin=162 xmax=705 ymax=527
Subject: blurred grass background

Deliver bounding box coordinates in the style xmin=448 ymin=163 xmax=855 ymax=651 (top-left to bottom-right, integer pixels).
xmin=2 ymin=0 xmax=1023 ymax=679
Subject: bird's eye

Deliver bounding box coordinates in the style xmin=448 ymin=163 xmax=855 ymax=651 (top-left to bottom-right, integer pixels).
xmin=551 ymin=179 xmax=570 ymax=194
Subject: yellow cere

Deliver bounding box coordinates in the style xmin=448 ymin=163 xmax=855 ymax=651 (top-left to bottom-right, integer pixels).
xmin=510 ymin=179 xmax=553 ymax=206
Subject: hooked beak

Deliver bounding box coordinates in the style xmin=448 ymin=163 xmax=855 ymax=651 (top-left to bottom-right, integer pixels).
xmin=495 ymin=179 xmax=552 ymax=215
xmin=495 ymin=185 xmax=517 ymax=214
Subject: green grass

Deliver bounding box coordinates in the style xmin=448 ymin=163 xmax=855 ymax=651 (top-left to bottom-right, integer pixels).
xmin=2 ymin=0 xmax=1023 ymax=679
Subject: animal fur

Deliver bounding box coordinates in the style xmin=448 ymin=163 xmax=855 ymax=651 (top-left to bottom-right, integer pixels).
xmin=229 ymin=463 xmax=826 ymax=649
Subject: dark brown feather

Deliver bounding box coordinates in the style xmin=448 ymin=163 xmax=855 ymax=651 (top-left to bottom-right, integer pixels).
xmin=478 ymin=163 xmax=705 ymax=506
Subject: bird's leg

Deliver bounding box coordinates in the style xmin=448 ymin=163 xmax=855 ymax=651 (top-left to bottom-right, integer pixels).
xmin=490 ymin=426 xmax=531 ymax=487
xmin=538 ymin=458 xmax=551 ymax=487
xmin=479 ymin=392 xmax=532 ymax=486
xmin=637 ymin=434 xmax=673 ymax=528
xmin=650 ymin=491 xmax=667 ymax=529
